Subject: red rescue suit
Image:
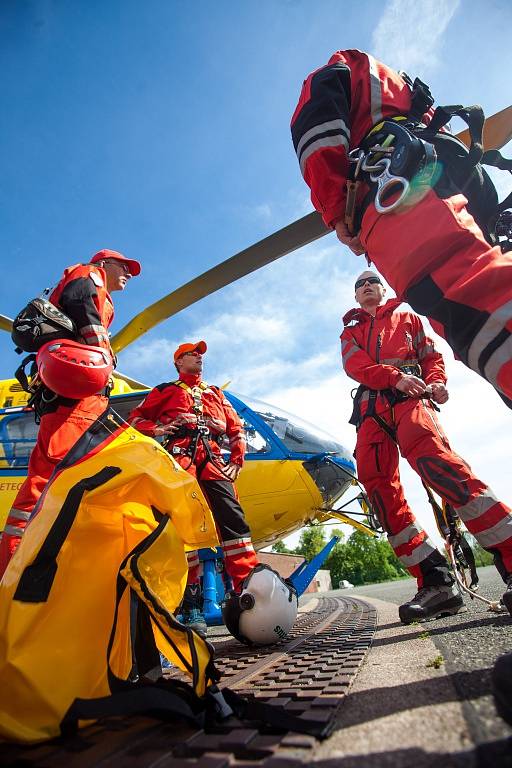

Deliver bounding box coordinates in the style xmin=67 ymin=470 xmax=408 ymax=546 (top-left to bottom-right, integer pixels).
xmin=341 ymin=299 xmax=512 ymax=587
xmin=129 ymin=373 xmax=258 ymax=590
xmin=0 ymin=264 xmax=113 ymax=578
xmin=291 ymin=49 xmax=512 ymax=405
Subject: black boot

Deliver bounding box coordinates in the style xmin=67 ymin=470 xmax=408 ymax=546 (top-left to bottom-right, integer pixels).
xmin=501 ymin=575 xmax=512 ymax=616
xmin=492 ymin=652 xmax=512 ymax=726
xmin=399 ymin=584 xmax=464 ymax=624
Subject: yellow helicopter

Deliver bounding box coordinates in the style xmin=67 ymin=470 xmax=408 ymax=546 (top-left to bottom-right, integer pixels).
xmin=0 ymin=105 xmax=510 ymax=551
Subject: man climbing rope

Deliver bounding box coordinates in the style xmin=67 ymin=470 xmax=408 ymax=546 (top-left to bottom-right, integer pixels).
xmin=129 ymin=341 xmax=258 ymax=635
xmin=341 ymin=270 xmax=512 ymax=623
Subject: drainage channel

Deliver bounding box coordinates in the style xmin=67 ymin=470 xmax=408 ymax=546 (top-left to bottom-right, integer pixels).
xmin=0 ymin=596 xmax=376 ymax=768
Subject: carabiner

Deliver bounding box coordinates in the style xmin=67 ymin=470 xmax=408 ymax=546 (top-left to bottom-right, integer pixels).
xmin=348 ymin=148 xmax=366 ymax=180
xmin=370 ymin=158 xmax=410 ymax=214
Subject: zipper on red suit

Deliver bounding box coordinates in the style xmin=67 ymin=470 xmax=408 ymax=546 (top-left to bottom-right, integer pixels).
xmin=366 ymin=316 xmax=374 ymax=355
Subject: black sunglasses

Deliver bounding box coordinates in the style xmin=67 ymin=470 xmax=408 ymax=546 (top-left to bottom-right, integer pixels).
xmin=354 ymin=276 xmax=382 ymax=290
xmin=104 ymin=260 xmax=131 ymax=275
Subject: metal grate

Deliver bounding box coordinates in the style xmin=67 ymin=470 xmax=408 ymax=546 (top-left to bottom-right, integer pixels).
xmin=0 ymin=596 xmax=376 ymax=767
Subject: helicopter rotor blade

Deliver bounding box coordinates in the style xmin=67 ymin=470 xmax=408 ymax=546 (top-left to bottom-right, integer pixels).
xmin=111 ymin=211 xmax=328 ymax=353
xmin=456 ymin=104 xmax=512 ymax=151
xmin=1 ymin=109 xmax=508 ymax=353
xmin=0 ymin=315 xmax=13 ymax=333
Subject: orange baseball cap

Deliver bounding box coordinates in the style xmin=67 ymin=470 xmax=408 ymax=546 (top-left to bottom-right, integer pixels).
xmin=174 ymin=340 xmax=207 ymax=362
xmin=90 ymin=249 xmax=141 ymax=277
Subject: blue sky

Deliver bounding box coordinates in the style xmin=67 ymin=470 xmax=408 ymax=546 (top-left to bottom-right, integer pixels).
xmin=1 ymin=0 xmax=511 ymax=549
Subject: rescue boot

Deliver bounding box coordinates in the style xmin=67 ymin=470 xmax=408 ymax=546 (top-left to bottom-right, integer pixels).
xmin=492 ymin=651 xmax=512 ymax=726
xmin=180 ymin=584 xmax=207 ymax=637
xmin=501 ymin=575 xmax=512 ymax=616
xmin=181 ymin=608 xmax=207 ymax=637
xmin=398 ymin=584 xmax=464 ymax=624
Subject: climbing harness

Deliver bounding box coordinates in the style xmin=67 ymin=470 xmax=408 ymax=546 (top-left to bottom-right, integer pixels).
xmin=162 ymin=380 xmax=232 ymax=480
xmin=495 ymin=209 xmax=512 ymax=253
xmin=349 ymin=362 xmax=439 ymax=430
xmin=344 ymin=73 xmax=512 ymax=250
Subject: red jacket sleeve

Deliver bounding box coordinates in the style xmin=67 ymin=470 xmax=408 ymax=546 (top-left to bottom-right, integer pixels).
xmin=128 ymin=387 xmax=168 ymax=435
xmin=411 ymin=315 xmax=447 ymax=385
xmin=291 ymin=55 xmax=351 ymax=228
xmin=218 ymin=391 xmax=246 ymax=466
xmin=341 ymin=328 xmax=404 ymax=390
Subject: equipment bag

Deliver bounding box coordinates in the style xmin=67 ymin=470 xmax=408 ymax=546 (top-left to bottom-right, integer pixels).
xmin=417 ymin=104 xmax=506 ymax=244
xmin=0 ymin=409 xmax=335 ymax=745
xmin=0 ymin=409 xmax=220 ymax=743
xmin=11 ymin=295 xmax=76 ymax=353
xmin=365 ymin=73 xmax=512 ymax=246
xmin=400 ymin=78 xmax=512 ymax=245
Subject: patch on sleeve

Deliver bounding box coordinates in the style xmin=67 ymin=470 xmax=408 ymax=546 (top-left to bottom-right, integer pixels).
xmin=90 ymin=271 xmax=104 ymax=288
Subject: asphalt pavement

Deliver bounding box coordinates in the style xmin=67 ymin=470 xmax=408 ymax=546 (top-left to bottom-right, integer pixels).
xmin=308 ymin=567 xmax=512 ymax=768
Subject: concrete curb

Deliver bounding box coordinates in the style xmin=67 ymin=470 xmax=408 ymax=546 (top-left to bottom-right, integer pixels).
xmin=313 ymin=595 xmax=476 ymax=766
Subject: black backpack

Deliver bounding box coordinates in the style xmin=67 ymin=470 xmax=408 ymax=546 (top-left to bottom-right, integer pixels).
xmin=12 ymin=295 xmax=77 ymax=353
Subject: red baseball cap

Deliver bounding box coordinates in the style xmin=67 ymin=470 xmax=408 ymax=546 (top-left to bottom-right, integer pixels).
xmin=174 ymin=340 xmax=207 ymax=362
xmin=90 ymin=249 xmax=141 ymax=277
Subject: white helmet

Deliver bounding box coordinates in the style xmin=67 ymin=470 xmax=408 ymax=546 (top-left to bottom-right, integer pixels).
xmin=222 ymin=564 xmax=298 ymax=646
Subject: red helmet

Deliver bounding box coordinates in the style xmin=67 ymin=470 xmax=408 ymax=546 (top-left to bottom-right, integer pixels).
xmin=36 ymin=340 xmax=113 ymax=399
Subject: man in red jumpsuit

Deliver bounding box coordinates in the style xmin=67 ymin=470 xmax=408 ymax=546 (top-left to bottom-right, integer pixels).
xmin=0 ymin=249 xmax=141 ymax=578
xmin=129 ymin=340 xmax=259 ymax=635
xmin=342 ymin=270 xmax=512 ymax=622
xmin=291 ymin=49 xmax=512 ymax=407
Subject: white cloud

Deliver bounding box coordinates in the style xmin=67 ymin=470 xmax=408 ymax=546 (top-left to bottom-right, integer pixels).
xmin=237 ymin=202 xmax=273 ymax=222
xmin=372 ymin=0 xmax=461 ymax=76
xmin=120 ymin=336 xmax=178 ymax=381
xmin=117 ymin=234 xmax=358 ymax=388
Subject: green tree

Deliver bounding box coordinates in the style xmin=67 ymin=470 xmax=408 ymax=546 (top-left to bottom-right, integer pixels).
xmin=271 ymin=539 xmax=290 ymax=554
xmin=295 ymin=525 xmax=326 ymax=562
xmin=331 ymin=527 xmax=345 ymax=543
xmin=326 ymin=530 xmax=408 ymax=586
xmin=465 ymin=534 xmax=494 ymax=566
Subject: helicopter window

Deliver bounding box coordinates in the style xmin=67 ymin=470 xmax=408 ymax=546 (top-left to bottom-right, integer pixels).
xmin=0 ymin=413 xmax=38 ymax=469
xmin=242 ymin=419 xmax=271 ymax=454
xmin=217 ymin=419 xmax=271 ymax=455
xmin=233 ymin=393 xmax=351 ymax=457
xmin=0 ymin=393 xmax=151 ymax=470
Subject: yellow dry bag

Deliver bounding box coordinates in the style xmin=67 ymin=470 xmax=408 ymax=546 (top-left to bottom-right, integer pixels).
xmin=0 ymin=409 xmax=222 ymax=743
